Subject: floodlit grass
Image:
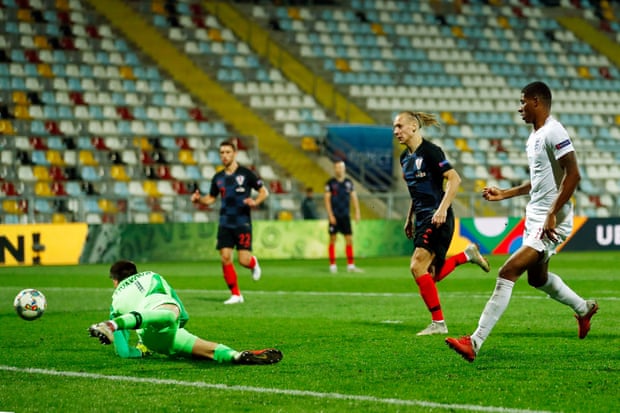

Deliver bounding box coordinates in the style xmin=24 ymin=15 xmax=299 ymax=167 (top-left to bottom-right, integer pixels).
xmin=1 ymin=251 xmax=618 ymax=412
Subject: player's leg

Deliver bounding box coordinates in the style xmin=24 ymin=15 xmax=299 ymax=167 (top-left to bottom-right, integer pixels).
xmin=342 ymin=219 xmax=362 ymax=272
xmin=446 ymin=245 xmax=535 ymax=361
xmin=434 ymin=244 xmax=490 ymax=282
xmin=328 ymin=228 xmax=338 ymax=273
xmin=221 ymin=247 xmax=243 ymax=304
xmin=236 ymin=227 xmax=261 ymax=282
xmin=411 ymin=244 xmax=447 ymax=335
xmin=175 ymin=329 xmax=283 ymax=365
xmin=530 ymin=262 xmax=598 ymax=339
xmin=216 ymin=227 xmax=243 ymax=303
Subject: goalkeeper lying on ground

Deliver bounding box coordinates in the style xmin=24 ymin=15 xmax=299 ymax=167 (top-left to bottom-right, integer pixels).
xmin=88 ymin=259 xmax=282 ymax=365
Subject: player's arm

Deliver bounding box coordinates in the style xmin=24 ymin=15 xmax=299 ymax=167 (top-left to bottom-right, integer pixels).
xmin=245 ymin=185 xmax=269 ymax=207
xmin=350 ymin=190 xmax=361 ymax=222
xmin=324 ymin=189 xmax=335 ymax=223
xmin=433 ymin=168 xmax=461 ymax=225
xmin=543 ymin=151 xmax=580 ymax=241
xmin=191 ymin=190 xmax=216 ymax=206
xmin=483 ymin=181 xmax=531 ymax=201
xmin=404 ymin=200 xmax=414 ymax=239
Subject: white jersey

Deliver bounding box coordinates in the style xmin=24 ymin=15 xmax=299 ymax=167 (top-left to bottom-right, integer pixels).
xmin=525 ymin=115 xmax=574 ymax=223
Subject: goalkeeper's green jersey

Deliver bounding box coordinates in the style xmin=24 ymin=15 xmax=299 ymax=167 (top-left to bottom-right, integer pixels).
xmin=109 ymin=271 xmax=189 ymax=327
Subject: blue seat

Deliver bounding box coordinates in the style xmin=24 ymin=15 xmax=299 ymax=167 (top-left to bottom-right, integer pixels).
xmin=81 ymin=166 xmax=102 ymax=181
xmin=31 ymin=151 xmax=50 ymax=165
xmin=113 ymin=182 xmax=130 ymax=197
xmin=185 ymin=165 xmax=202 ymax=180
xmin=65 ymin=181 xmax=83 ymax=196
xmin=85 ymin=198 xmax=103 ymax=213
xmin=34 ymin=199 xmax=53 ymax=214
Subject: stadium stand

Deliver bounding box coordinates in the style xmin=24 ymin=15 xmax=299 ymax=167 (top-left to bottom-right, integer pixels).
xmin=1 ymin=0 xmax=619 ymax=223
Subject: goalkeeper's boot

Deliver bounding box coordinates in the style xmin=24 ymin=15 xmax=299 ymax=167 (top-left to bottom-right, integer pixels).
xmin=234 ymin=348 xmax=283 ymax=365
xmin=445 ymin=335 xmax=477 ymax=362
xmin=465 ymin=243 xmax=490 ymax=273
xmin=88 ymin=321 xmax=116 ymax=345
xmin=575 ymin=300 xmax=599 ymax=339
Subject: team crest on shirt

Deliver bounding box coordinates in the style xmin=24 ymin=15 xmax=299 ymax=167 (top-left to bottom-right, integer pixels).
xmin=414 ymin=157 xmax=426 ymax=178
xmin=236 ymin=175 xmax=246 ymax=192
xmin=415 ymin=157 xmax=423 ymax=170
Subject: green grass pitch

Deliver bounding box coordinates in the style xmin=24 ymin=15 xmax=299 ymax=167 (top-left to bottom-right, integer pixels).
xmin=1 ymin=251 xmax=618 ymax=412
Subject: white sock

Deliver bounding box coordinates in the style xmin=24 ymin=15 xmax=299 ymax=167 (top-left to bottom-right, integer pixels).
xmin=472 ymin=278 xmax=515 ymax=352
xmin=537 ymin=272 xmax=587 ymax=315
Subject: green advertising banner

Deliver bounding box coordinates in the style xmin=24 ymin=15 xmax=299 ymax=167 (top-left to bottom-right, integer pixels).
xmin=79 ymin=220 xmax=414 ymax=264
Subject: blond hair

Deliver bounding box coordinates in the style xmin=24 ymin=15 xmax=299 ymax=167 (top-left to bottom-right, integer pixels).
xmin=398 ymin=111 xmax=440 ymax=129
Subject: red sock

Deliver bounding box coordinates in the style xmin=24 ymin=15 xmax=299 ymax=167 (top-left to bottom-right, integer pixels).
xmin=416 ymin=273 xmax=443 ymax=321
xmin=328 ymin=244 xmax=336 ymax=265
xmin=246 ymin=256 xmax=257 ymax=270
xmin=222 ymin=263 xmax=240 ymax=296
xmin=434 ymin=252 xmax=468 ymax=282
xmin=345 ymin=245 xmax=354 ymax=265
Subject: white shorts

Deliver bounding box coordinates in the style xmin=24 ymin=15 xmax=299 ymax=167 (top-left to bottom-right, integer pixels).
xmin=522 ymin=214 xmax=572 ymax=263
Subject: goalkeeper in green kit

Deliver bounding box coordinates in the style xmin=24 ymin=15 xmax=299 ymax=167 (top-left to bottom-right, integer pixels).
xmin=88 ymin=260 xmax=282 ymax=365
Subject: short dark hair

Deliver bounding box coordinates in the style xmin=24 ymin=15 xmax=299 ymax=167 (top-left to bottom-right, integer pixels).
xmin=109 ymin=260 xmax=138 ymax=281
xmin=219 ymin=140 xmax=237 ymax=151
xmin=522 ymin=81 xmax=552 ymax=107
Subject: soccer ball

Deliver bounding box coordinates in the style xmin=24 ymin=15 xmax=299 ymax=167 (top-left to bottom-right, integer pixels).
xmin=14 ymin=289 xmax=47 ymax=321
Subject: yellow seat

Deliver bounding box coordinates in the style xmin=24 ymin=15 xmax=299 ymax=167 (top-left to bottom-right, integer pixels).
xmin=119 ymin=65 xmax=135 ymax=80
xmin=149 ymin=212 xmax=166 ymax=223
xmin=577 ymin=66 xmax=592 ymax=79
xmin=287 ymin=7 xmax=300 ymax=19
xmin=151 ymin=0 xmax=165 ymax=14
xmin=208 ymin=28 xmax=223 ymax=42
xmin=2 ymin=200 xmax=21 ymax=214
xmin=13 ymin=91 xmax=28 ymax=104
xmin=34 ymin=182 xmax=53 ymax=196
xmin=497 ymin=16 xmax=510 ymax=29
xmin=55 ymin=0 xmax=70 ymax=11
xmin=370 ymin=23 xmax=385 ymax=35
xmin=335 ymin=58 xmax=350 ymax=72
xmin=52 ymin=213 xmax=67 ymax=223
xmin=98 ymin=199 xmax=118 ymax=213
xmin=440 ymin=111 xmax=458 ymax=125
xmin=143 ymin=181 xmax=161 ymax=197
xmin=34 ymin=35 xmax=51 ymax=49
xmin=451 ymin=26 xmax=465 ymax=38
xmin=474 ymin=179 xmax=487 ymax=193
xmin=110 ymin=165 xmax=131 ymax=181
xmin=46 ymin=150 xmax=65 ymax=165
xmin=178 ymin=150 xmax=197 ymax=165
xmin=79 ymin=150 xmax=98 ymax=166
xmin=301 ymin=136 xmax=320 ymax=152
xmin=133 ymin=137 xmax=153 ymax=150
xmin=38 ymin=63 xmax=54 ymax=78
xmin=0 ymin=120 xmax=15 ymax=134
xmin=17 ymin=9 xmax=33 ymax=22
xmin=14 ymin=105 xmax=31 ymax=119
xmin=277 ymin=210 xmax=294 ymax=221
xmin=33 ymin=165 xmax=51 ymax=181
xmin=455 ymin=138 xmax=472 ymax=152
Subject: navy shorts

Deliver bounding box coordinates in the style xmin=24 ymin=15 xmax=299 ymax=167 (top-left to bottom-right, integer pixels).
xmin=216 ymin=225 xmax=252 ymax=250
xmin=329 ymin=216 xmax=352 ymax=235
xmin=413 ymin=210 xmax=454 ymax=270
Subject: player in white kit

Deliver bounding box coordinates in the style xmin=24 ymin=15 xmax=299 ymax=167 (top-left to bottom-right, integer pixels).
xmin=446 ymin=81 xmax=599 ymax=362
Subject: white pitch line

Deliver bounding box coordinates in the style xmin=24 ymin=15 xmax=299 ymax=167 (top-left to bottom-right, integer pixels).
xmin=0 ymin=365 xmax=557 ymax=413
xmin=1 ymin=286 xmax=619 ymax=301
